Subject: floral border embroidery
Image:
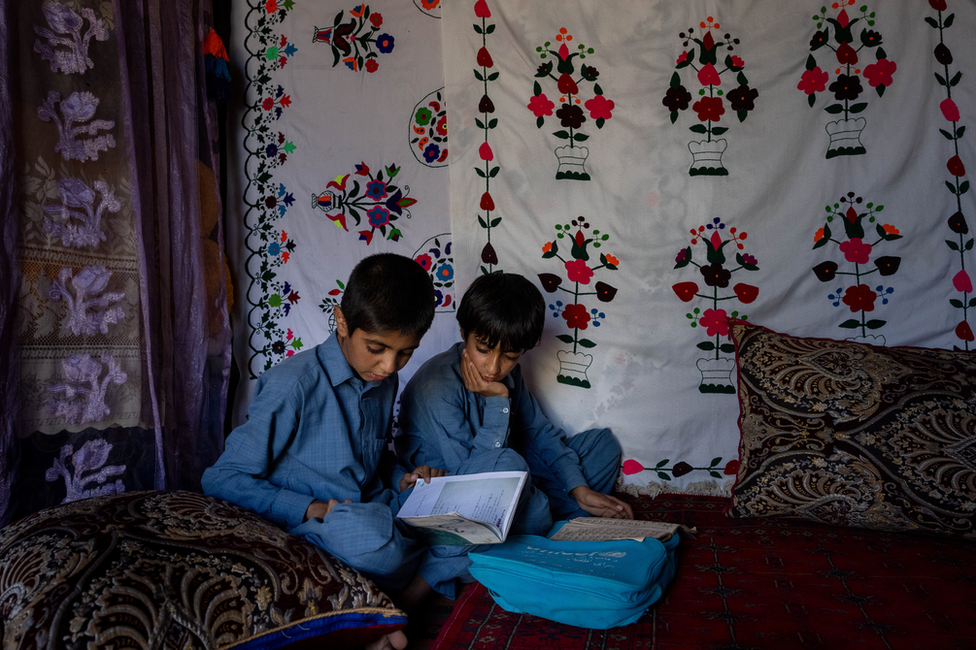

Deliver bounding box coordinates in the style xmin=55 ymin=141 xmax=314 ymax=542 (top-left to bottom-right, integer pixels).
xmin=242 ymin=0 xmax=303 ymax=377
xmin=473 ymin=0 xmax=501 ymax=274
xmin=927 ymin=1 xmax=973 ymax=349
xmin=622 ymin=457 xmax=739 ymax=484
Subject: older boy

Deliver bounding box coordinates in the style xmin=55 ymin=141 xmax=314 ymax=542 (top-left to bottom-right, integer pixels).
xmin=397 ymin=273 xmax=632 ymax=594
xmin=202 ymin=253 xmax=440 ymax=649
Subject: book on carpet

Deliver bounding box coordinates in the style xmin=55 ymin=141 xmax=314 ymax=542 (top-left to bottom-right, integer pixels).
xmin=548 ymin=516 xmax=696 ymax=542
xmin=397 ymin=470 xmax=527 ymax=545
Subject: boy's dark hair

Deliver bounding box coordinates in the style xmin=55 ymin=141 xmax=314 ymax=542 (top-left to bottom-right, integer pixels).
xmin=340 ymin=253 xmax=435 ymax=336
xmin=457 ymin=273 xmax=545 ymax=352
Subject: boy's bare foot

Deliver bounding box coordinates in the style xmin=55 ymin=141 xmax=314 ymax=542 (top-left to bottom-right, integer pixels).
xmin=364 ymin=629 xmax=407 ymax=650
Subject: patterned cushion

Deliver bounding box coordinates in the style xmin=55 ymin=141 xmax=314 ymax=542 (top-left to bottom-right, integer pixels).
xmin=0 ymin=490 xmax=406 ymax=649
xmin=726 ymin=321 xmax=976 ymax=541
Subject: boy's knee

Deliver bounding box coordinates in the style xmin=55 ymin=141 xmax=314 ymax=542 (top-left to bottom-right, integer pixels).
xmin=492 ymin=448 xmax=530 ymax=473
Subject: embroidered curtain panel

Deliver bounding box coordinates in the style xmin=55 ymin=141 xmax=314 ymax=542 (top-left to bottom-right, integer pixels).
xmin=0 ymin=0 xmax=231 ymax=524
xmin=225 ymin=0 xmax=455 ymax=425
xmin=442 ymin=0 xmax=975 ymax=495
xmin=226 ymin=0 xmax=974 ymax=498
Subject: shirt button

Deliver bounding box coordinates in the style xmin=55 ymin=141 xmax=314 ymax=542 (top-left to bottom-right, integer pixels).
xmin=502 ymin=407 xmax=509 ymax=414
xmin=494 ymin=441 xmax=501 ymax=447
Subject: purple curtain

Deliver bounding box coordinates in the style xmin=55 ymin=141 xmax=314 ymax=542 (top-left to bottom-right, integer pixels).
xmin=0 ymin=0 xmax=231 ymax=525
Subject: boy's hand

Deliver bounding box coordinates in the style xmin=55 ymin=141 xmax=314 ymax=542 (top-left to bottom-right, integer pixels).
xmin=460 ymin=349 xmax=509 ymax=398
xmin=304 ymin=498 xmax=352 ymax=521
xmin=400 ymin=465 xmax=447 ymax=492
xmin=569 ymin=486 xmax=634 ymax=519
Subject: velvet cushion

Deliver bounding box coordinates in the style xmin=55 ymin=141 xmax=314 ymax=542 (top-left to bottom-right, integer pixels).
xmin=726 ymin=321 xmax=976 ymax=541
xmin=0 ymin=490 xmax=406 ymax=649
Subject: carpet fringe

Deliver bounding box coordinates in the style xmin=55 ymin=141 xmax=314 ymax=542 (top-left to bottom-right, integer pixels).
xmin=615 ymin=477 xmax=735 ymax=498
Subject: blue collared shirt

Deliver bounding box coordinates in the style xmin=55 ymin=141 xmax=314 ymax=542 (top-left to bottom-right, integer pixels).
xmin=397 ymin=342 xmax=587 ymax=494
xmin=202 ymin=334 xmax=406 ymax=529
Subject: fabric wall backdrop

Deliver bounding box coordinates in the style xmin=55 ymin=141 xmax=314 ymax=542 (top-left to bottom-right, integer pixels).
xmin=443 ymin=0 xmax=976 ymax=495
xmin=228 ymin=0 xmax=975 ymax=497
xmin=227 ymin=0 xmax=456 ymax=426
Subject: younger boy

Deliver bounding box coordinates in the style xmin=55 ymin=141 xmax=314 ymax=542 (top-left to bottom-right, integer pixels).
xmin=398 ymin=271 xmax=632 ymax=530
xmin=202 ymin=253 xmax=441 ymax=649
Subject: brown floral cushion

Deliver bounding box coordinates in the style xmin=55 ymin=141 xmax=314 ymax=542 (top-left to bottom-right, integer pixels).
xmin=726 ymin=321 xmax=976 ymax=541
xmin=0 ymin=490 xmax=405 ymax=649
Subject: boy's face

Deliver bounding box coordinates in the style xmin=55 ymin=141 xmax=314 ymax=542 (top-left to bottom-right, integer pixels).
xmin=335 ymin=308 xmax=423 ymax=382
xmin=462 ymin=331 xmax=523 ymax=384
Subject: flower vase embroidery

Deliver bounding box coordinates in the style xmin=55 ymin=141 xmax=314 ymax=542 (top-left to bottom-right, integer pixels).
xmin=663 ymin=17 xmax=758 ymax=177
xmin=812 ymin=192 xmax=902 ymax=342
xmin=313 ymin=4 xmax=395 ymax=74
xmin=539 ymin=217 xmax=619 ymax=389
xmin=527 ymin=28 xmax=614 ymax=181
xmin=311 ymin=162 xmax=416 ymax=245
xmin=672 ymin=218 xmax=761 ymax=394
xmin=798 ymin=1 xmax=896 ymax=159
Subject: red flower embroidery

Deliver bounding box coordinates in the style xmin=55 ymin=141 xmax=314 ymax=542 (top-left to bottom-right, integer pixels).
xmin=797 ymin=67 xmax=828 ymax=95
xmin=697 ymin=62 xmax=721 ymax=87
xmin=584 ymin=95 xmax=615 ymax=120
xmin=562 ymin=303 xmax=591 ymax=330
xmin=622 ymin=459 xmax=644 ymax=475
xmin=948 ymin=155 xmax=966 ymax=177
xmin=863 ymin=58 xmax=896 ymax=87
xmin=941 ymin=98 xmax=960 ymax=122
xmin=692 ymin=96 xmax=725 ymax=122
xmin=842 ymin=284 xmax=876 ymax=312
xmin=528 ymin=94 xmax=555 ymax=117
xmin=699 ymin=308 xmax=729 ymax=337
xmin=838 ymin=238 xmax=872 ymax=264
xmin=565 ymin=259 xmax=594 ymax=284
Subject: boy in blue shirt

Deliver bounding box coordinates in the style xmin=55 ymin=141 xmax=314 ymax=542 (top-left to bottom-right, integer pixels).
xmin=203 ymin=253 xmax=442 ymax=650
xmin=397 ymin=273 xmax=633 ymax=595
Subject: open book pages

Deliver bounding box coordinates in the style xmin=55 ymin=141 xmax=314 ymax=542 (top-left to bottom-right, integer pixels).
xmin=397 ymin=471 xmax=528 ymax=545
xmin=548 ymin=517 xmax=696 ymax=542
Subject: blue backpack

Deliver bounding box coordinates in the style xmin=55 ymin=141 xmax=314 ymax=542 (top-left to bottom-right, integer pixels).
xmin=468 ymin=526 xmax=678 ymax=629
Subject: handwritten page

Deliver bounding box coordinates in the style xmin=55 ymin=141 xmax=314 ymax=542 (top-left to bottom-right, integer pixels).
xmin=548 ymin=517 xmax=696 ymax=542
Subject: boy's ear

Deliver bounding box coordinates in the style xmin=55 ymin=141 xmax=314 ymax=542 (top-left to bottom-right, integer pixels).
xmin=335 ymin=307 xmax=349 ymax=339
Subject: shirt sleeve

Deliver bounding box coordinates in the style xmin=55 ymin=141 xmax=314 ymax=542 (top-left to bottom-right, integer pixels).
xmin=201 ymin=378 xmax=316 ymax=529
xmin=511 ymin=374 xmax=588 ymax=494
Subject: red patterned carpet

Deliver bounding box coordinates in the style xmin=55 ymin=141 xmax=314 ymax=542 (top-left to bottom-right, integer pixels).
xmin=414 ymin=494 xmax=976 ymax=650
